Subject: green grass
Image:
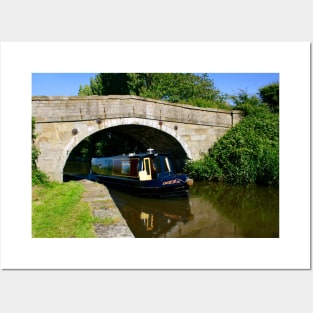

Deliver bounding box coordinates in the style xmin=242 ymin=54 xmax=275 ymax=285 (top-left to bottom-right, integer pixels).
xmin=32 ymin=181 xmax=97 ymax=238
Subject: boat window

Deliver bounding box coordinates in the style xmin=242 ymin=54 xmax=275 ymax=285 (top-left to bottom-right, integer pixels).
xmin=144 ymin=158 xmax=150 ymax=175
xmin=121 ymin=161 xmax=130 ymax=174
xmin=153 ymin=157 xmax=162 ymax=174
xmin=113 ymin=158 xmax=139 ymax=177
xmin=164 ymin=157 xmax=172 ymax=172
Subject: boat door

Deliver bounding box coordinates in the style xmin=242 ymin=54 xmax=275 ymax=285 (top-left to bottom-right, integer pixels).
xmin=139 ymin=157 xmax=152 ymax=181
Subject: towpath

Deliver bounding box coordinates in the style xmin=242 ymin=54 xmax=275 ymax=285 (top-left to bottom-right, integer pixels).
xmin=79 ymin=179 xmax=134 ymax=238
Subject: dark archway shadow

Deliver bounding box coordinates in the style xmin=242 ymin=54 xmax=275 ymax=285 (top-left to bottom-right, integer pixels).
xmin=63 ymin=124 xmax=189 ymax=181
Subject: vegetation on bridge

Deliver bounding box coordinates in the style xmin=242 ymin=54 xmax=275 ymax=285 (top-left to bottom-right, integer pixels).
xmin=184 ymin=85 xmax=279 ymax=185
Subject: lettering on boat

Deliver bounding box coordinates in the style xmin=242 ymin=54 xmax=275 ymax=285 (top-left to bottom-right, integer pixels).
xmin=162 ymin=179 xmax=181 ymax=185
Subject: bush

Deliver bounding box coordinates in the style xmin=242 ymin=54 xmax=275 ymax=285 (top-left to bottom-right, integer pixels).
xmin=258 ymin=83 xmax=279 ymax=113
xmin=185 ymin=105 xmax=279 ymax=185
xmin=32 ymin=168 xmax=50 ymax=186
xmin=184 ymin=155 xmax=222 ymax=181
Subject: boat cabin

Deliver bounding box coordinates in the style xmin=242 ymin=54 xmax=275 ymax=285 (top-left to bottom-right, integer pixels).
xmin=90 ymin=148 xmax=192 ymax=197
xmin=91 ymin=149 xmax=175 ymax=181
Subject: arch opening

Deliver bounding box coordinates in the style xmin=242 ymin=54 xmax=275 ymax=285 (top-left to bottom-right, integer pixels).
xmin=63 ymin=124 xmax=189 ymax=181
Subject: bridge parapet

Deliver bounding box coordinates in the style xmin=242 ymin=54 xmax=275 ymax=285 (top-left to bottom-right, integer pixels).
xmin=32 ymin=95 xmax=241 ymax=127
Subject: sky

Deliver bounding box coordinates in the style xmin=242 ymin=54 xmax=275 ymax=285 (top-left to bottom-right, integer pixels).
xmin=32 ymin=73 xmax=279 ymax=99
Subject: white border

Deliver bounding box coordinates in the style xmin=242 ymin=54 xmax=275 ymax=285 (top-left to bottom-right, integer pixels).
xmin=0 ymin=42 xmax=310 ymax=269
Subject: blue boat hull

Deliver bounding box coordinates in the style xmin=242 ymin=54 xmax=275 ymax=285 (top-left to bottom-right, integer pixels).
xmin=88 ymin=173 xmax=190 ymax=197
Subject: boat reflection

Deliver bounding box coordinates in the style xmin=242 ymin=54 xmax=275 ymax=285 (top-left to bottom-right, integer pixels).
xmin=108 ymin=188 xmax=193 ymax=237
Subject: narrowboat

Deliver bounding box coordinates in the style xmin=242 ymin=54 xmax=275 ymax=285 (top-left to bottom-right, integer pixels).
xmin=89 ymin=148 xmax=193 ymax=197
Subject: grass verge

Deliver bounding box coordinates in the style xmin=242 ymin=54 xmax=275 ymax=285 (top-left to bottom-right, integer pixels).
xmin=32 ymin=181 xmax=97 ymax=238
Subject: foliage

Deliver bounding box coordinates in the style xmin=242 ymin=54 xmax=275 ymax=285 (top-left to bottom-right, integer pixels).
xmin=32 ymin=181 xmax=97 ymax=238
xmin=229 ymin=89 xmax=261 ymax=107
xmin=184 ymin=154 xmax=223 ymax=181
xmin=211 ymin=106 xmax=278 ymax=185
xmin=228 ymin=82 xmax=279 ymax=114
xmin=32 ymin=117 xmax=39 ymax=168
xmin=78 ymin=83 xmax=93 ymax=95
xmin=32 ymin=168 xmax=50 ymax=186
xmin=185 ymin=103 xmax=279 ymax=186
xmin=78 ymin=73 xmax=230 ymax=110
xmin=32 ymin=117 xmax=49 ymax=185
xmin=258 ymin=82 xmax=279 ymax=113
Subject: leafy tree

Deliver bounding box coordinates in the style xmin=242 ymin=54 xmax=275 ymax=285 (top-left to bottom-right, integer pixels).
xmin=78 ymin=84 xmax=93 ymax=95
xmin=136 ymin=73 xmax=222 ymax=103
xmin=77 ymin=73 xmax=229 ymax=109
xmin=97 ymin=73 xmax=130 ymax=95
xmin=79 ymin=74 xmax=130 ymax=96
xmin=229 ymin=89 xmax=260 ymax=107
xmin=258 ymin=83 xmax=279 ymax=113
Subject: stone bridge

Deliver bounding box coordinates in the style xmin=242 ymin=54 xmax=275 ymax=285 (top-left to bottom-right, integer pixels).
xmin=32 ymin=95 xmax=242 ymax=181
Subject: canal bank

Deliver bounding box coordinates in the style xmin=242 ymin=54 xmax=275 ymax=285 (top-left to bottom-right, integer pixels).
xmin=79 ymin=179 xmax=134 ymax=238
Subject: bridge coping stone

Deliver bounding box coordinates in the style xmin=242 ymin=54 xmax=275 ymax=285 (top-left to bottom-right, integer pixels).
xmin=32 ymin=95 xmax=242 ymax=113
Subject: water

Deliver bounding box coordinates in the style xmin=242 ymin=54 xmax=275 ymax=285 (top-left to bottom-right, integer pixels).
xmin=64 ymin=161 xmax=279 ymax=238
xmin=108 ymin=182 xmax=279 ymax=238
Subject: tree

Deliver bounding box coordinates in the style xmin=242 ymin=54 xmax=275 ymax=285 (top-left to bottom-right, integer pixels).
xmin=77 ymin=73 xmax=229 ymax=109
xmin=78 ymin=84 xmax=93 ymax=95
xmin=229 ymin=89 xmax=260 ymax=107
xmin=258 ymin=83 xmax=279 ymax=113
xmin=79 ymin=74 xmax=130 ymax=96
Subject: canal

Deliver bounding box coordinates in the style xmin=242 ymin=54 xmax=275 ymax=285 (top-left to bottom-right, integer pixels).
xmin=64 ymin=161 xmax=279 ymax=238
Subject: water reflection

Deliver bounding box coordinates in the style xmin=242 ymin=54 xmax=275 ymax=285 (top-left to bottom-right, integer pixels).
xmin=108 ymin=182 xmax=279 ymax=238
xmin=108 ymin=189 xmax=193 ymax=238
xmin=189 ymin=182 xmax=279 ymax=238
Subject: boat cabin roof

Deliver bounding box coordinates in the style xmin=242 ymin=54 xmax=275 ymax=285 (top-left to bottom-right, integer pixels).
xmin=100 ymin=149 xmax=170 ymax=160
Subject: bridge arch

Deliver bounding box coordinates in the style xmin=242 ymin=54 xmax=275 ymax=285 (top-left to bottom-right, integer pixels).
xmin=61 ymin=117 xmax=193 ymax=181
